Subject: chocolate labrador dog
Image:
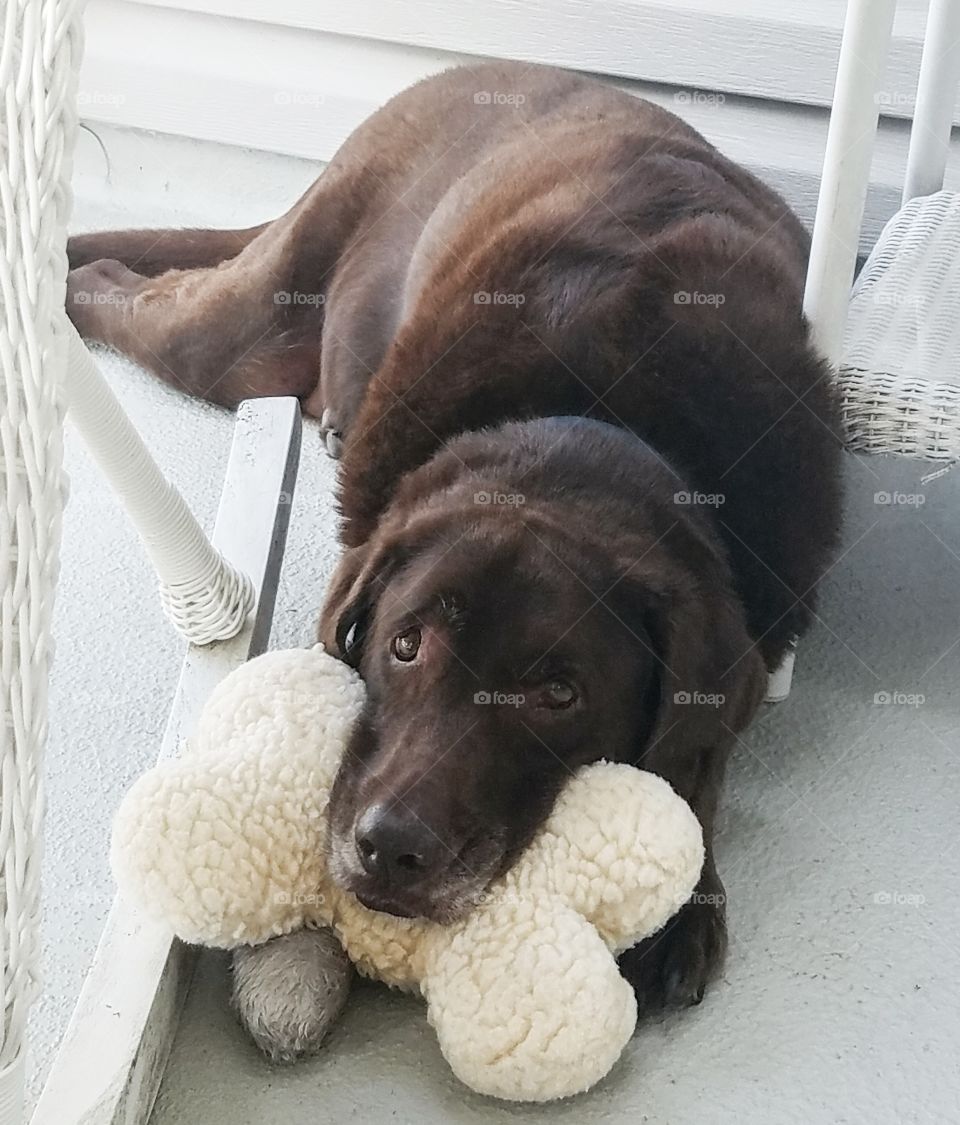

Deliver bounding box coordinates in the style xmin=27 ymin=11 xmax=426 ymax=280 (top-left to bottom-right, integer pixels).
xmin=68 ymin=61 xmax=842 ymax=1024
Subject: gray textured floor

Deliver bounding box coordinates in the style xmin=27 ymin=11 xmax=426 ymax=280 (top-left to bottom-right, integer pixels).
xmin=44 ymin=126 xmax=960 ymax=1124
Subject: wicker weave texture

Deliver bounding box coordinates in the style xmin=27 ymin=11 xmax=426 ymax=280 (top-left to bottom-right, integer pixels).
xmin=841 ymin=191 xmax=960 ymax=460
xmin=0 ymin=0 xmax=79 ymax=1109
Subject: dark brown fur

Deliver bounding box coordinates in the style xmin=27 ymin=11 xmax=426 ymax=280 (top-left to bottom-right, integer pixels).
xmin=67 ymin=61 xmax=842 ymax=1010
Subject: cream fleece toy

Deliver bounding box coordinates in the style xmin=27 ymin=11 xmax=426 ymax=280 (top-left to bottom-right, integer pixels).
xmin=111 ymin=646 xmax=703 ymax=1102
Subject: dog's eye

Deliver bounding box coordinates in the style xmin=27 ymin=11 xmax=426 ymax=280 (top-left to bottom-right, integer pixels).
xmin=343 ymin=622 xmax=359 ymax=655
xmin=391 ymin=627 xmax=422 ymax=662
xmin=538 ymin=679 xmax=577 ymax=709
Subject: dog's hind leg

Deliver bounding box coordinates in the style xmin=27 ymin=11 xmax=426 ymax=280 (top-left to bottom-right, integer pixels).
xmin=66 ymin=250 xmax=323 ymax=407
xmin=68 ymin=224 xmax=269 ymax=276
xmin=65 ymin=170 xmax=366 ymax=410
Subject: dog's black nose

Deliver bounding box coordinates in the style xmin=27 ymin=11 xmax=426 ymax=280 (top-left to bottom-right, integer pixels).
xmin=354 ymin=804 xmax=444 ymax=883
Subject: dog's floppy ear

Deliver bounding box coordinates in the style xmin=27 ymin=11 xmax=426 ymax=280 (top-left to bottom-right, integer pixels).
xmin=644 ymin=580 xmax=767 ymax=749
xmin=612 ymin=540 xmax=767 ymax=772
xmin=319 ymin=534 xmax=407 ymax=667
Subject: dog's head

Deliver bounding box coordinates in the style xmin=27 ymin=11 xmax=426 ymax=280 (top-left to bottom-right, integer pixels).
xmin=320 ymin=494 xmax=764 ymax=923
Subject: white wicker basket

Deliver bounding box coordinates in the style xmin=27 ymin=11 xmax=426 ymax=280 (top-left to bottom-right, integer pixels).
xmin=840 ymin=191 xmax=960 ymax=461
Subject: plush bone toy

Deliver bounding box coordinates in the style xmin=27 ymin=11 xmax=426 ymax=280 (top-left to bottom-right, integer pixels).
xmin=112 ymin=646 xmax=703 ymax=1102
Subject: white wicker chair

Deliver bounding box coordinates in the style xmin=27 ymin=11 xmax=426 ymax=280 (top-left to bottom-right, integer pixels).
xmin=843 ymin=190 xmax=960 ymax=459
xmin=0 ymin=6 xmax=75 ymax=1117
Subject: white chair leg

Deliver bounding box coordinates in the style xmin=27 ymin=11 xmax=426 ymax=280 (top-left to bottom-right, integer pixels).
xmin=64 ymin=329 xmax=255 ymax=645
xmin=803 ymin=0 xmax=897 ymax=364
xmin=765 ymin=638 xmax=799 ymax=703
xmin=902 ymin=0 xmax=960 ymax=204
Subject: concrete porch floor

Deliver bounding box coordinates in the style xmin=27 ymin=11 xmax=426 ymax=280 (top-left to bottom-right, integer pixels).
xmin=40 ymin=124 xmax=960 ymax=1123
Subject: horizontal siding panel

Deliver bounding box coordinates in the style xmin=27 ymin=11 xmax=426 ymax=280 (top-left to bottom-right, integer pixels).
xmin=80 ymin=1 xmax=960 ymax=255
xmin=134 ymin=0 xmax=956 ymax=122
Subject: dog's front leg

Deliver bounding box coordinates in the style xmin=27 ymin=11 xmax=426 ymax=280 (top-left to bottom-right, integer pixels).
xmin=618 ymin=740 xmax=729 ymax=1011
xmin=617 ymin=846 xmax=727 ymax=1011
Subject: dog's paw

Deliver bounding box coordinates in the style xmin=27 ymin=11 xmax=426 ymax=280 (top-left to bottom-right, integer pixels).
xmin=618 ymin=892 xmax=727 ymax=1012
xmin=232 ymin=927 xmax=352 ymax=1063
xmin=319 ymin=408 xmax=344 ymax=459
xmin=66 ymin=258 xmax=142 ymax=334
